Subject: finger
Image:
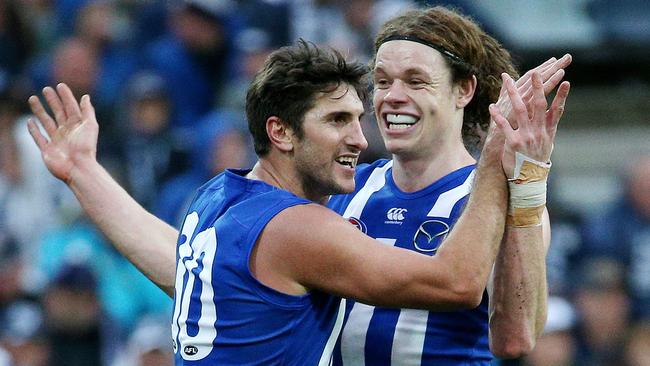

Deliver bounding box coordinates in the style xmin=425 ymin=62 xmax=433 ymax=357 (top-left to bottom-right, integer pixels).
xmin=27 ymin=118 xmax=49 ymax=151
xmin=530 ymin=71 xmax=548 ymax=123
xmin=489 ymin=103 xmax=517 ymax=143
xmin=538 ymin=54 xmax=571 ymax=89
xmin=517 ymin=54 xmax=571 ymax=96
xmin=542 ymin=69 xmax=565 ymax=96
xmin=515 ymin=57 xmax=556 ymax=89
xmin=80 ymin=94 xmax=95 ymax=122
xmin=546 ymin=81 xmax=571 ymax=132
xmin=28 ymin=94 xmax=58 ymax=136
xmin=56 ymin=83 xmax=82 ymax=122
xmin=503 ymin=73 xmax=529 ymax=129
xmin=42 ymin=86 xmax=68 ymax=126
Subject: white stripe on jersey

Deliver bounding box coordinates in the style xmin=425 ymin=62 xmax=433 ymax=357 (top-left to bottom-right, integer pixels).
xmin=319 ymin=298 xmax=347 ymax=366
xmin=342 ymin=161 xmax=393 ymax=219
xmin=340 ymin=161 xmax=393 ymax=366
xmin=391 ymin=309 xmax=429 ymax=365
xmin=340 ymin=302 xmax=374 ymax=366
xmin=340 ymin=164 xmax=475 ymax=366
xmin=426 ymin=170 xmax=475 ymax=218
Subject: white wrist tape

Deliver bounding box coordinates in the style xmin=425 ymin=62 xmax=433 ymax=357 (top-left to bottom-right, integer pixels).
xmin=507 ymin=152 xmax=551 ymax=227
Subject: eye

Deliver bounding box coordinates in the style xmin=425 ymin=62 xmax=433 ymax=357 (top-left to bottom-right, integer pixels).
xmin=374 ymin=79 xmax=390 ymax=89
xmin=409 ymin=79 xmax=426 ymax=87
xmin=330 ymin=113 xmax=348 ymax=125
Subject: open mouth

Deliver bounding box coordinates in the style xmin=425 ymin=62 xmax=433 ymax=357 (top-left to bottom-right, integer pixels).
xmin=385 ymin=113 xmax=419 ymax=130
xmin=335 ymin=156 xmax=358 ymax=169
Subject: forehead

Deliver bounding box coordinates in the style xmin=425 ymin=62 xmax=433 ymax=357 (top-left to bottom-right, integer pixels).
xmin=307 ymin=83 xmax=364 ymax=118
xmin=374 ymin=40 xmax=448 ymax=76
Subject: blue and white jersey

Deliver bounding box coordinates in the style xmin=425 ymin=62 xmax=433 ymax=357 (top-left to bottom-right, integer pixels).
xmin=171 ymin=169 xmax=346 ymax=365
xmin=328 ymin=160 xmax=491 ymax=366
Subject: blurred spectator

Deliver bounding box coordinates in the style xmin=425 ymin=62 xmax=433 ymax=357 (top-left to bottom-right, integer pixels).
xmin=0 ymin=92 xmax=65 ymax=291
xmin=46 ymin=37 xmax=98 ymax=102
xmin=572 ymin=257 xmax=630 ymax=366
xmin=53 ymin=0 xmax=92 ymax=37
xmin=0 ymin=0 xmax=35 ymax=77
xmin=580 ymin=154 xmax=650 ymax=320
xmin=74 ymin=1 xmax=139 ymax=111
xmin=38 ymin=36 xmax=124 ymax=161
xmin=30 ymin=2 xmax=141 ymax=161
xmin=523 ymin=296 xmax=577 ymax=366
xmin=220 ymin=0 xmax=293 ymax=112
xmin=546 ymin=178 xmax=584 ymax=296
xmin=623 ymin=320 xmax=650 ymax=366
xmin=155 ymin=109 xmax=253 ymax=227
xmin=112 ymin=315 xmax=173 ymax=366
xmin=129 ymin=1 xmax=169 ymax=47
xmin=43 ymin=264 xmax=103 ymax=366
xmin=143 ymin=0 xmax=243 ymax=134
xmin=14 ymin=0 xmax=58 ymax=58
xmin=37 ymin=211 xmax=172 ymax=350
xmin=0 ymin=238 xmax=25 ymax=310
xmin=0 ymin=347 xmax=10 ymax=366
xmin=118 ymin=71 xmax=186 ymax=210
xmin=289 ymin=0 xmax=414 ymax=62
xmin=0 ymin=300 xmax=51 ymax=366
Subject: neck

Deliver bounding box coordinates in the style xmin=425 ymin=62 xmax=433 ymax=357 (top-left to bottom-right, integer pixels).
xmin=247 ymin=157 xmax=329 ymax=205
xmin=391 ymin=140 xmax=475 ymax=192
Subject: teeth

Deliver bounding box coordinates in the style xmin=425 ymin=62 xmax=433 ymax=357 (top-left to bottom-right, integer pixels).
xmin=336 ymin=156 xmax=357 ymax=168
xmin=386 ymin=114 xmax=417 ymax=124
xmin=388 ymin=124 xmax=411 ymax=130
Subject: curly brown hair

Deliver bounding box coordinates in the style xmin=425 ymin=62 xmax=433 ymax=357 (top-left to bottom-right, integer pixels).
xmin=246 ymin=40 xmax=369 ymax=156
xmin=374 ymin=6 xmax=519 ymax=150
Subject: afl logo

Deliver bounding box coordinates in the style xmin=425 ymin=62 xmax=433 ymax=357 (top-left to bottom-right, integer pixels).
xmin=184 ymin=345 xmax=199 ymax=356
xmin=348 ymin=217 xmax=367 ymax=233
xmin=413 ymin=219 xmax=450 ymax=253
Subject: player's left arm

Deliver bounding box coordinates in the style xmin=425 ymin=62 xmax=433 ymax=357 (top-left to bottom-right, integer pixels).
xmin=487 ymin=209 xmax=551 ymax=358
xmin=487 ymin=70 xmax=570 ymax=358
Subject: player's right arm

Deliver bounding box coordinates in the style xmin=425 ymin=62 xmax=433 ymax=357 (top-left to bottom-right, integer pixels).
xmin=254 ymin=124 xmax=508 ymax=309
xmin=28 ymin=83 xmax=178 ymax=296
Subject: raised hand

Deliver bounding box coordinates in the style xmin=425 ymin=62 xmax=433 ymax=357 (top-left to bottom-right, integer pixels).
xmin=489 ymin=72 xmax=570 ymax=178
xmin=27 ymin=83 xmax=99 ymax=185
xmin=495 ymin=54 xmax=572 ymax=129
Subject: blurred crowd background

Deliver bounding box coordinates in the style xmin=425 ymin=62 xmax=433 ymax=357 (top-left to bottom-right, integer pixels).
xmin=0 ymin=0 xmax=649 ymax=365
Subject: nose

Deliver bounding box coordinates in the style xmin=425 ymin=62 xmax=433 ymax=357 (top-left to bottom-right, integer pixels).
xmin=347 ymin=119 xmax=368 ymax=152
xmin=383 ymin=79 xmax=409 ymax=105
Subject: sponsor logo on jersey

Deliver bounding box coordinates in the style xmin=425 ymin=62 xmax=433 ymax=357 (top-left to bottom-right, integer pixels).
xmin=385 ymin=208 xmax=407 ymax=224
xmin=413 ymin=219 xmax=450 ymax=253
xmin=348 ymin=217 xmax=367 ymax=233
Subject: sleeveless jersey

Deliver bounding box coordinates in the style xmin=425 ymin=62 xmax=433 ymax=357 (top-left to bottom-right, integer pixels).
xmin=171 ymin=169 xmax=346 ymax=365
xmin=327 ymin=160 xmax=491 ymax=366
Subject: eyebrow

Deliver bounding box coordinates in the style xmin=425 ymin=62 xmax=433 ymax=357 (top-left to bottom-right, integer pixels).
xmin=374 ymin=66 xmax=429 ymax=77
xmin=323 ymin=110 xmax=365 ymax=121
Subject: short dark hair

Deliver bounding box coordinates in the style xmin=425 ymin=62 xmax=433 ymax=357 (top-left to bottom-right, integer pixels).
xmin=374 ymin=6 xmax=519 ymax=150
xmin=246 ymin=40 xmax=369 ymax=156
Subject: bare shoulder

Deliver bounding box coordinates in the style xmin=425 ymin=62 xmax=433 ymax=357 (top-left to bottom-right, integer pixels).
xmin=250 ymin=202 xmax=367 ymax=295
xmin=263 ymin=203 xmax=355 ymax=247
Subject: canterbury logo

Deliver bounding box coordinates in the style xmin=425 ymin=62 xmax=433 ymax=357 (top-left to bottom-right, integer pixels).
xmin=387 ymin=208 xmax=407 ymax=221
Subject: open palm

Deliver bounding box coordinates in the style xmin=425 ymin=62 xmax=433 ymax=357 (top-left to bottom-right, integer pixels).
xmin=27 ymin=83 xmax=99 ymax=185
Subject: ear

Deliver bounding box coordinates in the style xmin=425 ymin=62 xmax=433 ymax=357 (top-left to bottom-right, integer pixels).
xmin=266 ymin=116 xmax=294 ymax=153
xmin=455 ymin=75 xmax=477 ymax=109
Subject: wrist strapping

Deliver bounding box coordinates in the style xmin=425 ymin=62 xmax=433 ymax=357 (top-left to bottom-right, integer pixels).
xmin=507 ymin=152 xmax=551 ymax=227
